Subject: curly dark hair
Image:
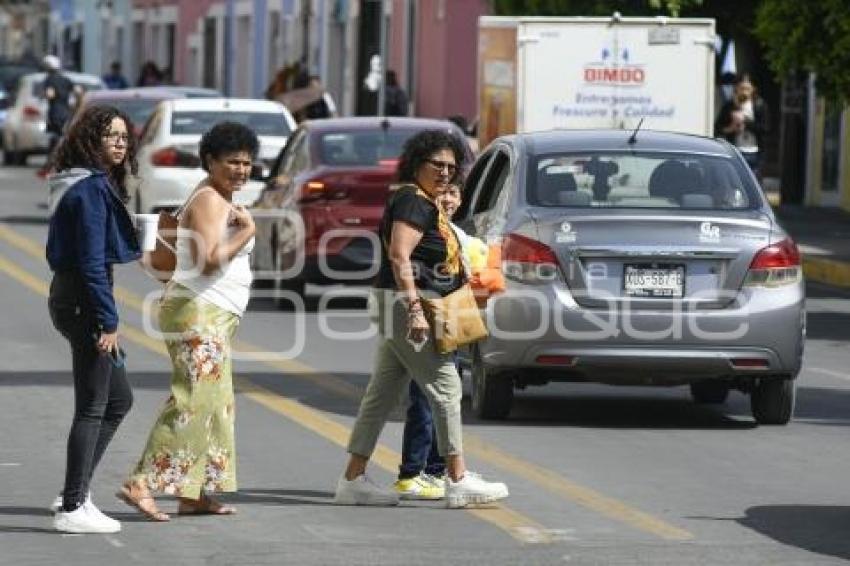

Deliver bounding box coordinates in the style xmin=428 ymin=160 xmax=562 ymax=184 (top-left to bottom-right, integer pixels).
xmin=397 ymin=129 xmax=466 ymax=185
xmin=198 ymin=121 xmax=260 ymax=172
xmin=51 ymin=105 xmax=138 ymax=201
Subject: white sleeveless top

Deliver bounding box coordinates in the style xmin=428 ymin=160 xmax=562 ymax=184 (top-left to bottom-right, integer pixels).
xmin=170 ymin=189 xmax=255 ymax=316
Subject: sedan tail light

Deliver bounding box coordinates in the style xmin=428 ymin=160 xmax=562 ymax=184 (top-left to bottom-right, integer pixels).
xmin=151 ymin=146 xmax=201 ymax=168
xmin=502 ymin=232 xmax=561 ymax=283
xmin=744 ymin=238 xmax=801 ymax=287
xmin=22 ymin=105 xmax=41 ymax=119
xmin=297 ymin=179 xmax=349 ymax=203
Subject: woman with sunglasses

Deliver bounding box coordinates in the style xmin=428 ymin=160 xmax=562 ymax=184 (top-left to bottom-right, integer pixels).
xmin=334 ymin=129 xmax=509 ymax=508
xmin=46 ymin=105 xmax=141 ymax=533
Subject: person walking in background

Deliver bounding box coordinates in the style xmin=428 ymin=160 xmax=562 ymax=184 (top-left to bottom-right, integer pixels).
xmin=715 ymin=74 xmax=769 ymax=179
xmin=384 ymin=70 xmax=408 ymax=117
xmin=40 ymin=55 xmax=76 ymax=177
xmin=46 ymin=105 xmax=141 ymax=533
xmin=302 ymin=75 xmax=337 ymax=120
xmin=136 ymin=61 xmax=164 ymax=87
xmin=102 ymin=61 xmax=129 ymax=90
xmin=119 ymin=122 xmax=258 ymax=522
xmin=334 ymin=130 xmax=508 ymax=509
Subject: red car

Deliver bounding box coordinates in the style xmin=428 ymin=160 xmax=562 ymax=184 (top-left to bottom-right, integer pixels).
xmin=251 ymin=117 xmax=472 ymax=305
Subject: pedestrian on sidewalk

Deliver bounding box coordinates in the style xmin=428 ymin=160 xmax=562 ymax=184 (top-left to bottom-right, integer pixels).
xmin=119 ymin=121 xmax=257 ymax=522
xmin=102 ymin=61 xmax=129 ymax=90
xmin=39 ymin=55 xmax=77 ymax=177
xmin=715 ymin=74 xmax=769 ymax=179
xmin=46 ymin=105 xmax=142 ymax=534
xmin=334 ymin=130 xmax=509 ymax=509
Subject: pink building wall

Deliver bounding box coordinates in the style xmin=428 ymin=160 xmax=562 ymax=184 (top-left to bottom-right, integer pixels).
xmin=413 ymin=0 xmax=489 ymax=121
xmin=132 ymin=0 xmax=220 ymax=86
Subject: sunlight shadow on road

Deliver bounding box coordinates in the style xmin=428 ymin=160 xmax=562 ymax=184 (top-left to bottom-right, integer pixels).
xmin=738 ymin=505 xmax=850 ymax=562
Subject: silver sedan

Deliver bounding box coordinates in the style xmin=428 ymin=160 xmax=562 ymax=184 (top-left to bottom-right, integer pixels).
xmin=458 ymin=130 xmax=804 ymax=425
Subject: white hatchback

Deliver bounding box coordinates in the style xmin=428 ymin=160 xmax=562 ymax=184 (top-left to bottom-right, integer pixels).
xmin=127 ymin=97 xmax=296 ymax=213
xmin=2 ymin=71 xmax=104 ymax=165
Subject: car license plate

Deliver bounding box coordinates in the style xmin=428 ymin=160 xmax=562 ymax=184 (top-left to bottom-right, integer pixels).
xmin=623 ymin=264 xmax=685 ymax=298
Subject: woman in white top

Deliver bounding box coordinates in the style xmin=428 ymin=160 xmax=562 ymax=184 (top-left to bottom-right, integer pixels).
xmin=119 ymin=122 xmax=257 ymax=521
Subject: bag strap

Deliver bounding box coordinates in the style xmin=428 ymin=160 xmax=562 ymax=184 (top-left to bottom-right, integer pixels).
xmin=175 ymin=185 xmax=215 ymax=221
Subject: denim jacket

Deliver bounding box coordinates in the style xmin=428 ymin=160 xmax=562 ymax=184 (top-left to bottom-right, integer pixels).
xmin=46 ymin=169 xmax=141 ymax=332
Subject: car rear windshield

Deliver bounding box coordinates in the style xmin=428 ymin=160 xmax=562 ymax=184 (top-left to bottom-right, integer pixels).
xmin=171 ymin=111 xmax=291 ymax=137
xmin=318 ymin=129 xmax=422 ymax=166
xmin=88 ymin=99 xmax=160 ymax=129
xmin=527 ymin=151 xmax=761 ymax=210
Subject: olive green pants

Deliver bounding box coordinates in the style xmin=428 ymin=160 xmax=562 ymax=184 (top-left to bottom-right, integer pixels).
xmin=347 ymin=290 xmax=463 ymax=459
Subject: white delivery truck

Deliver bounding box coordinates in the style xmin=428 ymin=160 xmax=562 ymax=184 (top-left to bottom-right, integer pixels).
xmin=477 ymin=15 xmax=716 ymax=147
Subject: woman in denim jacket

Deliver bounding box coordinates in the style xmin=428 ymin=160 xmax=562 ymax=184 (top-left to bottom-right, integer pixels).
xmin=46 ymin=105 xmax=141 ymax=534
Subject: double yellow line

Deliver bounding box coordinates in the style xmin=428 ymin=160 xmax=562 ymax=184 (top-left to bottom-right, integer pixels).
xmin=0 ymin=223 xmax=693 ymax=543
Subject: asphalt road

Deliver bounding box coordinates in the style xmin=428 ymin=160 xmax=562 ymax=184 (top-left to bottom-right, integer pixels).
xmin=1 ymin=159 xmax=849 ymax=565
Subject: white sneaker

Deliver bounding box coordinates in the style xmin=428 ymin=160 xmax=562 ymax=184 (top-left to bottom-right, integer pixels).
xmin=334 ymin=474 xmax=400 ymax=506
xmin=53 ymin=504 xmax=121 ymax=534
xmin=81 ymin=500 xmax=120 ymax=531
xmin=445 ymin=472 xmax=509 ymax=509
xmin=50 ymin=491 xmax=92 ymax=513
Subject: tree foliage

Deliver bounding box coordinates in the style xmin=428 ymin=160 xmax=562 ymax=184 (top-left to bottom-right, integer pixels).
xmin=754 ymin=0 xmax=850 ymax=104
xmin=492 ymin=0 xmax=703 ymax=18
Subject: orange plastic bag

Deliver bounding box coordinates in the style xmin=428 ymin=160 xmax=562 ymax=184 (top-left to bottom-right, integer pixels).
xmin=470 ymin=243 xmax=505 ymax=306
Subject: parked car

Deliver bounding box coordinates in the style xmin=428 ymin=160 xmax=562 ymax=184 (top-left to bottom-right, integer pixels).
xmin=74 ymin=87 xmax=181 ymax=137
xmin=458 ymin=129 xmax=804 ymax=425
xmin=251 ymin=117 xmax=473 ymax=303
xmin=0 ymin=61 xmax=40 ymax=146
xmin=2 ymin=71 xmax=104 ymax=165
xmin=152 ymin=85 xmax=223 ymax=98
xmin=127 ymin=97 xmax=296 ymax=214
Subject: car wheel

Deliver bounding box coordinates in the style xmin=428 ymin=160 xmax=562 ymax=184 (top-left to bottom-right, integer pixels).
xmin=17 ymin=151 xmax=27 ymax=165
xmin=751 ymin=377 xmax=795 ymax=425
xmin=471 ymin=343 xmax=513 ymax=420
xmin=2 ymin=149 xmax=15 ymax=165
xmin=253 ymin=228 xmax=277 ymax=290
xmin=689 ymin=381 xmax=730 ymax=404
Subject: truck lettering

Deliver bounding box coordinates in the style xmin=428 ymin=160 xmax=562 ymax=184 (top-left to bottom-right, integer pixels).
xmin=583 ymin=66 xmax=645 ymax=85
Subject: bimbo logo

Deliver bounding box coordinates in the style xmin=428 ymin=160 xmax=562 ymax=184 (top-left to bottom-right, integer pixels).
xmin=583 ymin=46 xmax=645 ymax=86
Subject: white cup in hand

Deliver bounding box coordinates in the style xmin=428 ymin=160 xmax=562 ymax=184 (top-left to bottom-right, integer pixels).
xmin=134 ymin=213 xmax=159 ymax=252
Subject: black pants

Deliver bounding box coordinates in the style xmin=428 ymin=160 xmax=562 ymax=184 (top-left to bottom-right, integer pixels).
xmin=48 ymin=271 xmax=133 ymax=512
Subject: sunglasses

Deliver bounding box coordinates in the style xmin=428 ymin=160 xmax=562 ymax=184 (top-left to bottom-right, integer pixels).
xmin=424 ymin=158 xmax=457 ymax=176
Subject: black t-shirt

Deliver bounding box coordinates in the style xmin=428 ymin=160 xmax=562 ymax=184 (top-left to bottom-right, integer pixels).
xmin=44 ymin=71 xmax=74 ymax=133
xmin=375 ymin=186 xmax=464 ymax=296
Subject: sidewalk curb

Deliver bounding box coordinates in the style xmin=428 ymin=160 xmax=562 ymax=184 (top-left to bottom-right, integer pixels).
xmin=803 ymin=256 xmax=850 ymax=289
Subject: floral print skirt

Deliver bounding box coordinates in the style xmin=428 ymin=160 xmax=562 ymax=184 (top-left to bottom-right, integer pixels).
xmin=129 ymin=284 xmax=240 ymax=500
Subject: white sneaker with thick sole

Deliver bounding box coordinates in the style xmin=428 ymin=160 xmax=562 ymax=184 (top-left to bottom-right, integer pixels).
xmin=334 ymin=474 xmax=400 ymax=506
xmin=53 ymin=504 xmax=121 ymax=534
xmin=445 ymin=472 xmax=509 ymax=509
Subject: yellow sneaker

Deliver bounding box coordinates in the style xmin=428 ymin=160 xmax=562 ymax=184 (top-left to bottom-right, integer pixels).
xmin=393 ymin=474 xmax=445 ymax=500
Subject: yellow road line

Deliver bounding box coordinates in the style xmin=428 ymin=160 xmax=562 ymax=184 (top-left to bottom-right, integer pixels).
xmin=0 ymin=246 xmax=550 ymax=545
xmin=0 ymin=223 xmax=694 ymax=542
xmin=803 ymin=256 xmax=850 ymax=289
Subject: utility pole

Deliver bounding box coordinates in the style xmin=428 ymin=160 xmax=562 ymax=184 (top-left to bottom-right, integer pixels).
xmin=376 ymin=0 xmax=390 ymax=117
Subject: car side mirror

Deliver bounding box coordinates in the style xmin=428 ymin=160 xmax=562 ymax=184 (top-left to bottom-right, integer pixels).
xmin=250 ymin=163 xmax=268 ymax=182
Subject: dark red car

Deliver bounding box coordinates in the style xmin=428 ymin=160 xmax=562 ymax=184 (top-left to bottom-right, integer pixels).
xmin=251 ymin=117 xmax=472 ymax=305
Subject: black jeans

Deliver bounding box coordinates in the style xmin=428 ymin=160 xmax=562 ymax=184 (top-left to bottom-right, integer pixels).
xmin=399 ymin=380 xmax=446 ymax=480
xmin=49 ymin=271 xmax=133 ymax=512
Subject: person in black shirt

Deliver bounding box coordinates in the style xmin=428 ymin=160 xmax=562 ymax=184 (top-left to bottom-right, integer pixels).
xmin=41 ymin=55 xmax=75 ymax=175
xmin=334 ymin=130 xmax=509 ymax=508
